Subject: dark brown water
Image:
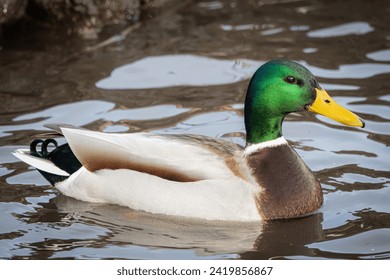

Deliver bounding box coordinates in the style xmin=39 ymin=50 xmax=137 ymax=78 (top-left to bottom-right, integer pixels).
xmin=0 ymin=0 xmax=389 ymax=260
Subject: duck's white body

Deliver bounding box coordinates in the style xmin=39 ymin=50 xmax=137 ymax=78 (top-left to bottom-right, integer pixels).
xmin=59 ymin=167 xmax=261 ymax=221
xmin=15 ymin=127 xmax=265 ymax=221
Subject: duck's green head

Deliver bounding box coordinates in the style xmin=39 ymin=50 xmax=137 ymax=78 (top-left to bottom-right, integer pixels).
xmin=244 ymin=59 xmax=364 ymax=144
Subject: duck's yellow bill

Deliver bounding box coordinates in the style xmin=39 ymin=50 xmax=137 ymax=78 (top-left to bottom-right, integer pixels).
xmin=308 ymin=88 xmax=365 ymax=128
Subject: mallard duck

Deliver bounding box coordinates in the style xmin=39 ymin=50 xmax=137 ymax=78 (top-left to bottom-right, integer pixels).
xmin=13 ymin=60 xmax=364 ymax=221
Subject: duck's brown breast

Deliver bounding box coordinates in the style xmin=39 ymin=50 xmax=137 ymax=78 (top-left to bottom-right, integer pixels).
xmin=246 ymin=143 xmax=323 ymax=220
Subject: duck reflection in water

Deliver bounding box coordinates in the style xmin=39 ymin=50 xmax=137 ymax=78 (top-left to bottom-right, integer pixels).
xmin=30 ymin=195 xmax=323 ymax=259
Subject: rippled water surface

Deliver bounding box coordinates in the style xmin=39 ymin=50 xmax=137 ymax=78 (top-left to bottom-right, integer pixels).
xmin=1 ymin=0 xmax=389 ymax=260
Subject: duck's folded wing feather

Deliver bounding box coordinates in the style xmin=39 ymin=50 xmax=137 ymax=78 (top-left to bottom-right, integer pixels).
xmin=61 ymin=127 xmax=241 ymax=182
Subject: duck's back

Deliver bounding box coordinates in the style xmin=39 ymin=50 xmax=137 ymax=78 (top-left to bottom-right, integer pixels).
xmin=60 ymin=128 xmax=244 ymax=182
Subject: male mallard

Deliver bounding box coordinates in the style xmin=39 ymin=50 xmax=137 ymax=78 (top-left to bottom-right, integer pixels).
xmin=13 ymin=60 xmax=364 ymax=221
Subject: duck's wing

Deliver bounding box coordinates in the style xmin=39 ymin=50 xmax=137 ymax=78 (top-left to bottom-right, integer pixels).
xmin=60 ymin=127 xmax=244 ymax=182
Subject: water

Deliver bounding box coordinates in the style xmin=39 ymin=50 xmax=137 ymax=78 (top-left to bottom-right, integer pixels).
xmin=1 ymin=0 xmax=389 ymax=260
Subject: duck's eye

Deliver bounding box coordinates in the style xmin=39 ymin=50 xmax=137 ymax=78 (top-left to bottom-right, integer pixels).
xmin=285 ymin=76 xmax=297 ymax=84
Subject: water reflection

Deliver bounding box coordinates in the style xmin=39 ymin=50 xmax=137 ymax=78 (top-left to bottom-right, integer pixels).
xmin=240 ymin=214 xmax=324 ymax=259
xmin=220 ymin=24 xmax=260 ymax=31
xmin=307 ymin=21 xmax=374 ymax=38
xmin=3 ymin=195 xmax=327 ymax=259
xmin=198 ymin=1 xmax=224 ymax=10
xmin=155 ymin=110 xmax=245 ymax=141
xmin=95 ymin=55 xmax=261 ymax=90
xmin=0 ymin=101 xmax=192 ymax=136
xmin=367 ymin=49 xmax=390 ymax=62
xmin=5 ymin=191 xmax=386 ymax=260
xmin=309 ymin=211 xmax=390 ymax=259
xmin=301 ymin=62 xmax=390 ymax=79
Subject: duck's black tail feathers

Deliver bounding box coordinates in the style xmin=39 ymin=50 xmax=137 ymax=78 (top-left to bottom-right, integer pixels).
xmin=14 ymin=138 xmax=82 ymax=185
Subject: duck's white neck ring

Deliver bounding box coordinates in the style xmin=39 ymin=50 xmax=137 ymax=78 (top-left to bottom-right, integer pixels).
xmin=244 ymin=137 xmax=288 ymax=155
